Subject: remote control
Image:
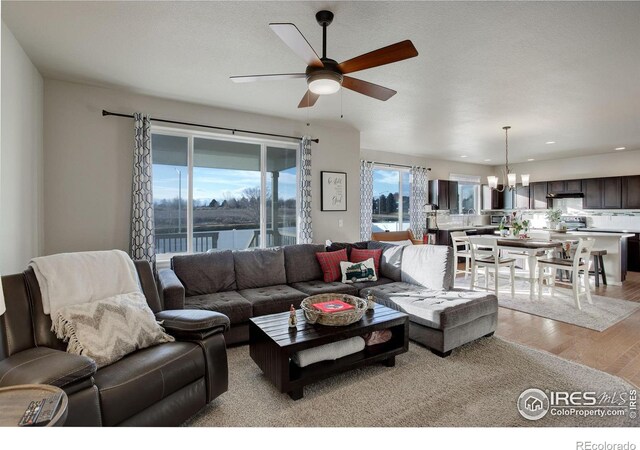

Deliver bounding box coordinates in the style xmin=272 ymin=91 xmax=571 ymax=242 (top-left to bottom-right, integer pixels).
xmin=18 ymin=399 xmax=45 ymax=426
xmin=34 ymin=392 xmax=63 ymax=426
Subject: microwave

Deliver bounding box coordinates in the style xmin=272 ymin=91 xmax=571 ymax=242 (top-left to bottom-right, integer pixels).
xmin=490 ymin=214 xmax=508 ymax=225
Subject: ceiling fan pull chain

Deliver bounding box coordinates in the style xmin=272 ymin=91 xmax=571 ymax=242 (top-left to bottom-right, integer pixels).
xmin=340 ymin=89 xmax=344 ymax=119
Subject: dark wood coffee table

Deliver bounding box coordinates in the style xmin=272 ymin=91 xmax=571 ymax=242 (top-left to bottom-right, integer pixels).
xmin=249 ymin=302 xmax=408 ymax=400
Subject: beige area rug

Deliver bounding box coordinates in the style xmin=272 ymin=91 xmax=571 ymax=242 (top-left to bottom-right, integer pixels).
xmin=455 ymin=277 xmax=640 ymax=331
xmin=184 ymin=337 xmax=638 ymax=427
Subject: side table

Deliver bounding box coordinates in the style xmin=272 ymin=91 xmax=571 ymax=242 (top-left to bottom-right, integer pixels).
xmin=0 ymin=384 xmax=68 ymax=427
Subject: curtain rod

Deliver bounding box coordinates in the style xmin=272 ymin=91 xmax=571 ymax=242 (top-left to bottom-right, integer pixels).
xmin=366 ymin=160 xmax=432 ymax=171
xmin=102 ymin=110 xmax=319 ymax=143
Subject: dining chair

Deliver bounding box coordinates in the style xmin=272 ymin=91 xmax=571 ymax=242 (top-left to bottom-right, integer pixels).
xmin=450 ymin=231 xmax=472 ymax=278
xmin=469 ymin=236 xmax=516 ymax=297
xmin=536 ymin=238 xmax=595 ymax=310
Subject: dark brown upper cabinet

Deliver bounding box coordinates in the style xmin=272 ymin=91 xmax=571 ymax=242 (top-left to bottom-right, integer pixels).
xmin=548 ymin=179 xmax=582 ymax=194
xmin=530 ymin=182 xmax=549 ymax=209
xmin=583 ymin=178 xmax=603 ymax=209
xmin=583 ymin=177 xmax=622 ymax=209
xmin=429 ymin=180 xmax=459 ymax=214
xmin=602 ymin=177 xmax=622 ymax=209
xmin=623 ymin=176 xmax=640 ymax=209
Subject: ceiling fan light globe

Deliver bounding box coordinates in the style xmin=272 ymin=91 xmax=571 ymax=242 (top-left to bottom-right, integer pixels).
xmin=309 ymin=78 xmax=341 ymax=95
xmin=307 ymin=70 xmax=343 ymax=95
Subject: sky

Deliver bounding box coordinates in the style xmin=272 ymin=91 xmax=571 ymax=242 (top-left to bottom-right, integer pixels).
xmin=373 ymin=169 xmax=408 ymax=197
xmin=153 ymin=164 xmax=297 ymax=202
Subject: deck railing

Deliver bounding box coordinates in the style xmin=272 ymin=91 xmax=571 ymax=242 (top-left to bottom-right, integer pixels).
xmin=155 ymin=229 xmax=296 ymax=253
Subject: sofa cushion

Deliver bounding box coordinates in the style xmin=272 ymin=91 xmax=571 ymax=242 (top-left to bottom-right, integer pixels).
xmin=401 ymin=245 xmax=454 ymax=290
xmin=290 ymin=280 xmax=358 ymax=296
xmin=93 ymin=341 xmax=205 ymax=426
xmin=234 ymin=247 xmax=286 ymax=290
xmin=350 ymin=248 xmax=382 ymax=275
xmin=185 ymin=291 xmax=252 ymax=324
xmin=366 ymin=281 xmax=419 ymax=307
xmin=326 ymin=241 xmax=368 ymax=258
xmin=172 ymin=251 xmax=236 ymax=296
xmin=239 ymin=285 xmax=308 ymax=317
xmin=283 ymin=244 xmax=325 ymax=283
xmin=384 ymin=290 xmax=498 ymax=330
xmin=316 ymin=248 xmax=348 ymax=282
xmin=350 ymin=277 xmax=394 ymax=294
xmin=368 ymin=241 xmax=404 ymax=281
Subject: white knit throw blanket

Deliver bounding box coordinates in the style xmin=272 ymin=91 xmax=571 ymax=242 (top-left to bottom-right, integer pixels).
xmin=29 ymin=250 xmax=141 ymax=317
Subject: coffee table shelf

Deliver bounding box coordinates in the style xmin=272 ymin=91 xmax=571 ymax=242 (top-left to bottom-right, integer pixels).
xmin=250 ymin=303 xmax=408 ymax=400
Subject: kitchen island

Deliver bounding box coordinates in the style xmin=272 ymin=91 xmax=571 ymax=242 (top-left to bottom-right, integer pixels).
xmin=541 ymin=230 xmax=633 ymax=286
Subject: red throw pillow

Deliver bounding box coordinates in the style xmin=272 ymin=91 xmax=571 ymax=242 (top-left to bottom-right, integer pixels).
xmin=316 ymin=249 xmax=348 ymax=282
xmin=350 ymin=248 xmax=382 ymax=276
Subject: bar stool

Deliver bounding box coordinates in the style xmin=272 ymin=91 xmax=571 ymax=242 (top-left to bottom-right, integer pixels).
xmin=590 ymin=249 xmax=608 ymax=287
xmin=450 ymin=231 xmax=472 ymax=278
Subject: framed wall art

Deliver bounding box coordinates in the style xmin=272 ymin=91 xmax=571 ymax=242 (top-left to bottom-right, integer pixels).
xmin=320 ymin=171 xmax=347 ymax=211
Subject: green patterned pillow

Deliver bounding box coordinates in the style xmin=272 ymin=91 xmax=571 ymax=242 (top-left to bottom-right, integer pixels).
xmin=340 ymin=258 xmax=378 ymax=284
xmin=52 ymin=292 xmax=175 ymax=368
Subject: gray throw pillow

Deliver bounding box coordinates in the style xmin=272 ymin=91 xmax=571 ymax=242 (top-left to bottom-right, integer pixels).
xmin=368 ymin=241 xmax=404 ymax=281
xmin=52 ymin=292 xmax=175 ymax=368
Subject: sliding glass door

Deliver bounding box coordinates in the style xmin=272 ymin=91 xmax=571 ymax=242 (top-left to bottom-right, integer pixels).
xmin=152 ymin=129 xmax=298 ymax=255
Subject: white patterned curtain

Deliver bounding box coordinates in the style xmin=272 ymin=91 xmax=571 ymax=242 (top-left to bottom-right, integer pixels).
xmin=409 ymin=166 xmax=429 ymax=240
xmin=360 ymin=161 xmax=374 ymax=240
xmin=297 ymin=136 xmax=313 ymax=244
xmin=130 ymin=113 xmax=156 ymax=268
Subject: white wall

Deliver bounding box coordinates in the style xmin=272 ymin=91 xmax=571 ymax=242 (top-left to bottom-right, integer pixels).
xmin=504 ymin=149 xmax=640 ymax=182
xmin=1 ymin=22 xmax=44 ymax=273
xmin=43 ymin=79 xmax=361 ymax=255
xmin=360 ymin=148 xmax=495 ymax=180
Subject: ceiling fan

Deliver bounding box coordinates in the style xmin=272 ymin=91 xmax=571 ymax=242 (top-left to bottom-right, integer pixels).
xmin=230 ymin=10 xmax=419 ymax=108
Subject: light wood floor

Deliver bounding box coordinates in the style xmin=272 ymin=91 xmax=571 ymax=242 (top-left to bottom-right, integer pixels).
xmin=472 ymin=268 xmax=640 ymax=387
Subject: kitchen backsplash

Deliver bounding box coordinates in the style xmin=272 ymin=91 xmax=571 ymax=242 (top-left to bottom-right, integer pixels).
xmin=482 ymin=209 xmax=640 ymax=230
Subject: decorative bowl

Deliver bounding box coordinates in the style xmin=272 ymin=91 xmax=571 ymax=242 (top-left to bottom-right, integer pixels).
xmin=300 ymin=293 xmax=368 ymax=326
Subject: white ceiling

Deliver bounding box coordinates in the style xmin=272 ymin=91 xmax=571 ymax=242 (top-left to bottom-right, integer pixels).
xmin=3 ymin=1 xmax=640 ymax=164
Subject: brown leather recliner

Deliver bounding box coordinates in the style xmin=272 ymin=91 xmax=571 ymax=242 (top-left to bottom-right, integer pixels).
xmin=0 ymin=261 xmax=229 ymax=426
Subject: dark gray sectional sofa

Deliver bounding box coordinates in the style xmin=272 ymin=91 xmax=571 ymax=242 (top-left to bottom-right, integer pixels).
xmin=158 ymin=242 xmax=498 ymax=356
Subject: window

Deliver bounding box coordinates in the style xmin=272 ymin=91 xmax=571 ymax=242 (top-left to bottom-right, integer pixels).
xmin=372 ymin=167 xmax=410 ymax=232
xmin=450 ymin=174 xmax=481 ymax=214
xmin=151 ymin=129 xmax=298 ymax=255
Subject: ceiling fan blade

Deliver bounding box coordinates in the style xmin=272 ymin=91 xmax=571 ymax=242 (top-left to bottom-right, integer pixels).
xmin=342 ymin=76 xmax=396 ymax=101
xmin=230 ymin=73 xmax=306 ymax=83
xmin=297 ymin=90 xmax=320 ymax=108
xmin=338 ymin=40 xmax=418 ymax=74
xmin=269 ymin=23 xmax=324 ymax=68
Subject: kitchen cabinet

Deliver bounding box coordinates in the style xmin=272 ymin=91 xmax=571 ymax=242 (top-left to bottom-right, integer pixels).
xmin=502 ymin=184 xmax=529 ymax=209
xmin=583 ymin=177 xmax=622 ymax=209
xmin=482 ymin=184 xmax=504 ymax=210
xmin=583 ymin=178 xmax=603 ymax=209
xmin=628 ymin=234 xmax=640 ymax=272
xmin=566 ymin=179 xmax=583 ymax=193
xmin=530 ymin=182 xmax=549 ymax=209
xmin=515 ymin=184 xmax=530 ymax=209
xmin=622 ymin=175 xmax=640 ymax=209
xmin=602 ymin=177 xmax=622 ymax=209
xmin=429 ymin=180 xmax=459 ymax=214
xmin=548 ymin=179 xmax=582 ymax=194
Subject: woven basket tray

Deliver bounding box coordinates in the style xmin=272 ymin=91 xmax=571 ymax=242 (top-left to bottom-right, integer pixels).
xmin=301 ymin=293 xmax=367 ymax=326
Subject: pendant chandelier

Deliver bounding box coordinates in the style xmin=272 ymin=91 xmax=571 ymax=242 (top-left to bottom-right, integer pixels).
xmin=487 ymin=126 xmax=529 ymax=191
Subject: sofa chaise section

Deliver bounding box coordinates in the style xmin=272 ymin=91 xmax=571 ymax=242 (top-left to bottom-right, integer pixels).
xmin=368 ymin=245 xmax=498 ymax=357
